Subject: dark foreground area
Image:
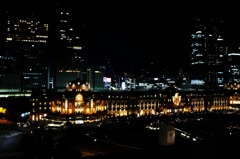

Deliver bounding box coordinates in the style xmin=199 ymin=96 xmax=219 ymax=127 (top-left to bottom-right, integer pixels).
xmin=1 ymin=113 xmax=240 ymax=159
xmin=84 ymin=113 xmax=240 ymax=159
xmin=84 ymin=135 xmax=240 ymax=159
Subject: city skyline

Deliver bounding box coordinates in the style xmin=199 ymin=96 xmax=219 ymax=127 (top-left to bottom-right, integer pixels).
xmin=1 ymin=1 xmax=240 ymax=76
xmin=83 ymin=4 xmax=240 ymax=75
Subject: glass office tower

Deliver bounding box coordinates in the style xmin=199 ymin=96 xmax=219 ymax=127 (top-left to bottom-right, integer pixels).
xmin=54 ymin=2 xmax=87 ymax=92
xmin=190 ymin=17 xmax=226 ymax=91
xmin=0 ymin=10 xmax=49 ymax=92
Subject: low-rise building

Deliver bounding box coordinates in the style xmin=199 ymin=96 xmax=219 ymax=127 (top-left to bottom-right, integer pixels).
xmin=29 ymin=77 xmax=236 ymax=124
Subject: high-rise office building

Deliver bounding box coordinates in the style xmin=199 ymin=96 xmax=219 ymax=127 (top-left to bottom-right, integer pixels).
xmin=54 ymin=2 xmax=87 ymax=92
xmin=87 ymin=66 xmax=106 ymax=91
xmin=227 ymin=53 xmax=240 ymax=82
xmin=189 ymin=17 xmax=226 ymax=90
xmin=0 ymin=10 xmax=49 ymax=92
xmin=225 ymin=41 xmax=240 ymax=90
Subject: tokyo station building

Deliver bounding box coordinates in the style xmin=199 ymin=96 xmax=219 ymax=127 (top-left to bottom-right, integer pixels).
xmin=29 ymin=77 xmax=238 ymax=124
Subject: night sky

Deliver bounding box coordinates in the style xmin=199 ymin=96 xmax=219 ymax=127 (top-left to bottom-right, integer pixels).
xmin=83 ymin=2 xmax=240 ymax=75
xmin=2 ymin=1 xmax=240 ymax=75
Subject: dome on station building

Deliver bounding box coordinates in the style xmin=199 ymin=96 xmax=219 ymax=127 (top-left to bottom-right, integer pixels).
xmin=66 ymin=77 xmax=90 ymax=92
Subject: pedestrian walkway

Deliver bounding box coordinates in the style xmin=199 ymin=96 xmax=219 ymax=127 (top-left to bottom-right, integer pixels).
xmin=0 ymin=151 xmax=25 ymax=159
xmin=0 ymin=119 xmax=24 ymax=143
xmin=0 ymin=127 xmax=22 ymax=143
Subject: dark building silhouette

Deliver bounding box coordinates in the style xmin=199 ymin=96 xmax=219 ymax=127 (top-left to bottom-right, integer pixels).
xmin=189 ymin=17 xmax=226 ymax=91
xmin=53 ymin=2 xmax=87 ymax=92
xmin=0 ymin=9 xmax=49 ymax=92
xmin=0 ymin=2 xmax=89 ymax=92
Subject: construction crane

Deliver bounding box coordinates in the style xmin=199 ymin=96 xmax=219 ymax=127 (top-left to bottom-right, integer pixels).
xmin=108 ymin=62 xmax=119 ymax=89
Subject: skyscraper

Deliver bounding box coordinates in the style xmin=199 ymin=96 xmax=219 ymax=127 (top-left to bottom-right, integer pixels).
xmin=53 ymin=2 xmax=86 ymax=92
xmin=0 ymin=10 xmax=49 ymax=92
xmin=225 ymin=40 xmax=240 ymax=90
xmin=189 ymin=17 xmax=226 ymax=90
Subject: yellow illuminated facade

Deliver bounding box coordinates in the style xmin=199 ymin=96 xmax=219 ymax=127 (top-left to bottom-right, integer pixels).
xmin=29 ymin=81 xmax=237 ymax=122
xmin=31 ymin=91 xmax=235 ymax=122
xmin=0 ymin=107 xmax=6 ymax=114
